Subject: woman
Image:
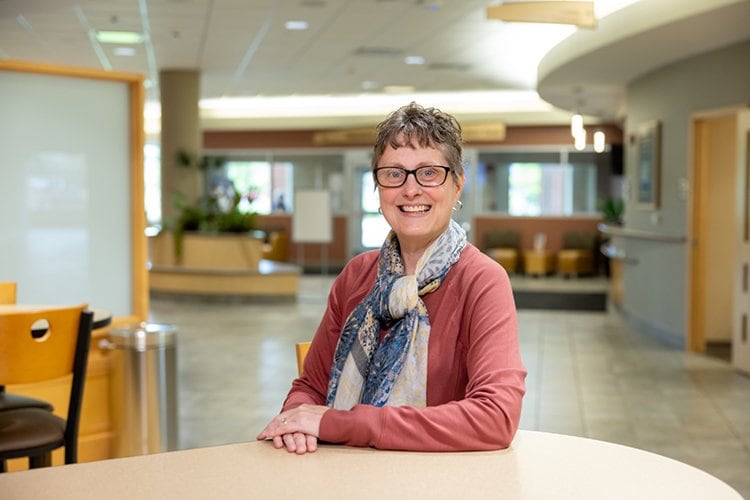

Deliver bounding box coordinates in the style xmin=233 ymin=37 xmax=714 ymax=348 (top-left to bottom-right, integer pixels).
xmin=257 ymin=102 xmax=526 ymax=454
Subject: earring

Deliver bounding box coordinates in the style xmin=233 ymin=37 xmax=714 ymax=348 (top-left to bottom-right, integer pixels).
xmin=452 ymin=200 xmax=463 ymax=212
xmin=378 ymin=207 xmax=383 ymax=215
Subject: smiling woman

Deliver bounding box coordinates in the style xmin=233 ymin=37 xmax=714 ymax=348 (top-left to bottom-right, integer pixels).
xmin=257 ymin=102 xmax=526 ymax=454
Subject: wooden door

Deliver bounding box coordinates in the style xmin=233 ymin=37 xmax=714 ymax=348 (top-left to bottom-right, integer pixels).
xmin=688 ymin=111 xmax=738 ymax=352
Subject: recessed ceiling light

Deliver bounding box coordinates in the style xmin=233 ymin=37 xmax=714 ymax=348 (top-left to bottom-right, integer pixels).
xmin=284 ymin=20 xmax=309 ymax=30
xmin=404 ymin=55 xmax=425 ymax=65
xmin=113 ymin=47 xmax=136 ymax=56
xmin=95 ymin=30 xmax=144 ymax=44
xmin=383 ymin=85 xmax=415 ymax=93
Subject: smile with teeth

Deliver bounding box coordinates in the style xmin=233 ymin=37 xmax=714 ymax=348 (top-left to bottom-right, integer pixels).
xmin=400 ymin=204 xmax=431 ymax=213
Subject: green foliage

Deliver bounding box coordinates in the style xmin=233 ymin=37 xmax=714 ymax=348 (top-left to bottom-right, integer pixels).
xmin=176 ymin=149 xmax=226 ymax=171
xmin=169 ymin=185 xmax=256 ymax=262
xmin=598 ymin=197 xmax=625 ymax=224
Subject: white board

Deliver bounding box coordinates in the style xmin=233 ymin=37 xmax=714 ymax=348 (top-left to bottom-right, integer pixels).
xmin=0 ymin=69 xmax=133 ymax=315
xmin=292 ymin=190 xmax=332 ymax=243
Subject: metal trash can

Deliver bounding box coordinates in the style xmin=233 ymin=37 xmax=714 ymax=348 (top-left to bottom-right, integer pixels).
xmin=105 ymin=322 xmax=178 ymax=457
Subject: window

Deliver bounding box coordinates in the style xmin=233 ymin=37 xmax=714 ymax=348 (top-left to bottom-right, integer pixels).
xmin=360 ymin=170 xmax=390 ymax=248
xmin=224 ymin=161 xmax=293 ymax=214
xmin=144 ymin=141 xmax=161 ymax=226
xmin=478 ymin=150 xmax=604 ymax=215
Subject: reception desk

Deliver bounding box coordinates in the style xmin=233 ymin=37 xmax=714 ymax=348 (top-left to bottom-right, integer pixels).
xmin=0 ymin=431 xmax=741 ymax=499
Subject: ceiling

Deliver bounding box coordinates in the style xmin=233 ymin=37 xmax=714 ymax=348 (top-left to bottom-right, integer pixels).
xmin=1 ymin=0 xmax=749 ymax=131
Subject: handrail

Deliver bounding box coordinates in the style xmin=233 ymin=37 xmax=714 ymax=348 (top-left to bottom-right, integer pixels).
xmin=600 ymin=243 xmax=638 ymax=264
xmin=598 ymin=223 xmax=687 ymax=243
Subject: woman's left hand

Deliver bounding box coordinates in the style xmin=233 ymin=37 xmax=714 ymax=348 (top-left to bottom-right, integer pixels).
xmin=256 ymin=404 xmax=329 ymax=454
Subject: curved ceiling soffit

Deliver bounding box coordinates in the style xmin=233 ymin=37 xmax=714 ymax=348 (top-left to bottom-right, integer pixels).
xmin=536 ymin=0 xmax=750 ymax=121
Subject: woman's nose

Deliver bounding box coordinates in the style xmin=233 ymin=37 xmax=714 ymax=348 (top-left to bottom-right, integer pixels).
xmin=401 ymin=173 xmax=422 ymax=195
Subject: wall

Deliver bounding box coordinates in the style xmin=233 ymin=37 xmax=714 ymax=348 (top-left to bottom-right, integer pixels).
xmin=622 ymin=39 xmax=750 ymax=346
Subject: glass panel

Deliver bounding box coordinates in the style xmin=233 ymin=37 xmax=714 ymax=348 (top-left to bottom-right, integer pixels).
xmin=479 ymin=151 xmax=602 ymax=216
xmin=509 ymin=163 xmax=542 ymax=215
xmin=360 ymin=170 xmax=387 ymax=248
xmin=225 ymin=161 xmax=273 ymax=214
xmin=361 ymin=214 xmax=390 ymax=248
xmin=361 ymin=171 xmax=379 ymax=213
xmin=144 ymin=141 xmax=161 ymax=226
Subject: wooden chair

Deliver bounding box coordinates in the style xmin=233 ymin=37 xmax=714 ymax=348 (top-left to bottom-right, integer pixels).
xmin=295 ymin=341 xmax=312 ymax=377
xmin=0 ymin=283 xmax=54 ymax=413
xmin=262 ymin=230 xmax=290 ymax=262
xmin=0 ymin=305 xmax=93 ymax=472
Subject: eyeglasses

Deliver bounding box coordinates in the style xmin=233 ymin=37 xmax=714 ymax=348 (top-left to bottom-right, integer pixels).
xmin=373 ymin=165 xmax=451 ymax=188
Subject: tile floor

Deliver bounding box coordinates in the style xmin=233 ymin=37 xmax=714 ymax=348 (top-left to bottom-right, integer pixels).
xmin=148 ymin=275 xmax=750 ymax=498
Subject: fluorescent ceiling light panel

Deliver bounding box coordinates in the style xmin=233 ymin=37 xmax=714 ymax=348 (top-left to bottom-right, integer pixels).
xmin=404 ymin=55 xmax=425 ymax=65
xmin=113 ymin=47 xmax=136 ymax=56
xmin=95 ymin=30 xmax=144 ymax=44
xmin=284 ymin=20 xmax=309 ymax=30
xmin=199 ymin=90 xmax=556 ymax=119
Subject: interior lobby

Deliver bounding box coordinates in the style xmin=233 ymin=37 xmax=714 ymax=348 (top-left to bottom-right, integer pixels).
xmin=2 ymin=0 xmax=750 ymax=497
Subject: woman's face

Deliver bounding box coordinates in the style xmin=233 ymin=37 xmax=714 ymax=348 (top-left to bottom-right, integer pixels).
xmin=376 ymin=141 xmax=464 ymax=252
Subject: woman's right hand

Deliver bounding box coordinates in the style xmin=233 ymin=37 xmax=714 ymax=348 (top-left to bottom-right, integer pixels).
xmin=273 ymin=432 xmax=318 ymax=454
xmin=256 ymin=404 xmax=329 ymax=454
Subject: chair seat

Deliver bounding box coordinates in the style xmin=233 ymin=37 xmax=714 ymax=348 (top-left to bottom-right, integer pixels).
xmin=0 ymin=409 xmax=65 ymax=457
xmin=0 ymin=393 xmax=54 ymax=412
xmin=486 ymin=248 xmax=519 ymax=273
xmin=557 ymin=249 xmax=594 ymax=277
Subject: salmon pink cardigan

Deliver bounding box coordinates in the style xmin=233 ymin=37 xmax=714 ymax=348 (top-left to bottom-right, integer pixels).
xmin=282 ymin=244 xmax=526 ymax=451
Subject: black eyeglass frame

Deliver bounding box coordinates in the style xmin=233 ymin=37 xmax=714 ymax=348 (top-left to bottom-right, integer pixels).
xmin=373 ymin=165 xmax=452 ymax=188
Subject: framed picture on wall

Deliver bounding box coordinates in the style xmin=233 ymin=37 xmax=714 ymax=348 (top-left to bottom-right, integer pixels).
xmin=636 ymin=120 xmax=661 ymax=209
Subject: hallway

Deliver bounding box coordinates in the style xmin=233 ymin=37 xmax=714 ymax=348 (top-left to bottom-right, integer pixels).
xmin=149 ymin=275 xmax=750 ymax=497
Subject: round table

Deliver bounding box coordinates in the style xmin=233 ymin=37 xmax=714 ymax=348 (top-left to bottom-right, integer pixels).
xmin=0 ymin=430 xmax=741 ymax=499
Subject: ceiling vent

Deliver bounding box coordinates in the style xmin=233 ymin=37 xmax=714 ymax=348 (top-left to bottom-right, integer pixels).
xmin=428 ymin=62 xmax=470 ymax=72
xmin=354 ymin=46 xmax=404 ymax=57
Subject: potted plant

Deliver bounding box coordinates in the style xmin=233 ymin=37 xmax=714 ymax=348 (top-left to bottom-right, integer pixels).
xmin=598 ymin=197 xmax=624 ymax=225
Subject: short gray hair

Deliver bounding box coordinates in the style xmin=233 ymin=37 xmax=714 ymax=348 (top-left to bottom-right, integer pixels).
xmin=371 ymin=102 xmax=464 ymax=180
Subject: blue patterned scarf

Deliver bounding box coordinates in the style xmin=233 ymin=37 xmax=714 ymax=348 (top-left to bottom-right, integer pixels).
xmin=326 ymin=219 xmax=467 ymax=409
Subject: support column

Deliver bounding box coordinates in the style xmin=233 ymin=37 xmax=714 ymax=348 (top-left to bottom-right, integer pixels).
xmin=159 ymin=69 xmax=201 ymax=225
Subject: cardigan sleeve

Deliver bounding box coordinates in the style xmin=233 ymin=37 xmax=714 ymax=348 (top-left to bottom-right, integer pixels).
xmin=319 ymin=252 xmax=526 ymax=451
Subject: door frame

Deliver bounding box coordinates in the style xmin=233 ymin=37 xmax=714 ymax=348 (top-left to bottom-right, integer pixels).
xmin=687 ymin=106 xmax=749 ymax=354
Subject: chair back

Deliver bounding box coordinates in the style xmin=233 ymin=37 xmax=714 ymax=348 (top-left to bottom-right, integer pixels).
xmin=0 ymin=305 xmax=93 ymax=467
xmin=0 ymin=305 xmax=90 ymax=385
xmin=0 ymin=282 xmax=17 ymax=304
xmin=295 ymin=341 xmax=311 ymax=376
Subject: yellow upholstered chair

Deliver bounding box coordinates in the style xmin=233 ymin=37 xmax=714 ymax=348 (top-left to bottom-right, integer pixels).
xmin=483 ymin=229 xmax=520 ymax=273
xmin=0 ymin=282 xmax=16 ymax=304
xmin=262 ymin=231 xmax=290 ymax=262
xmin=556 ymin=232 xmax=596 ymax=277
xmin=0 ymin=305 xmax=93 ymax=472
xmin=295 ymin=341 xmax=312 ymax=377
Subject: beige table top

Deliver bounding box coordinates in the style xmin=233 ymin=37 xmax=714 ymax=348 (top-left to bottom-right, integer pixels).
xmin=0 ymin=431 xmax=741 ymax=499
